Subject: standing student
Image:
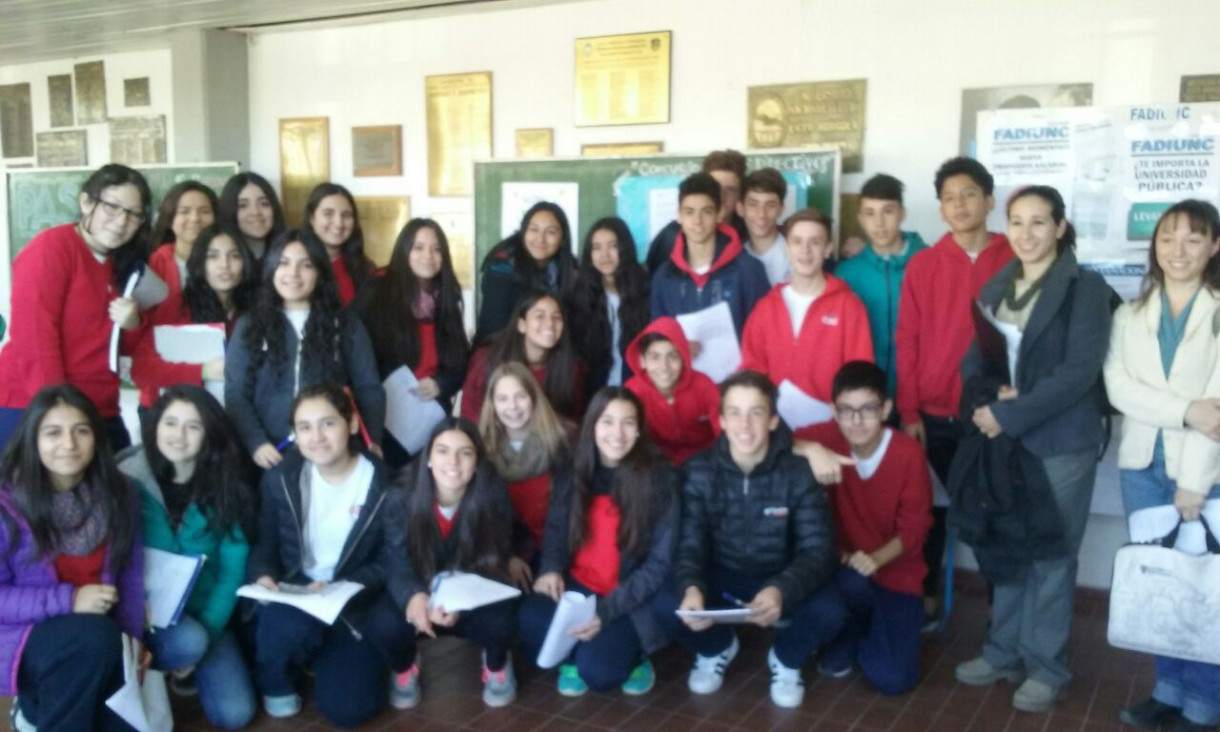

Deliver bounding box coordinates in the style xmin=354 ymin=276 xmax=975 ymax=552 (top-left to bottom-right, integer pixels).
xmin=566 ymin=217 xmax=650 ymax=396
xmin=225 ymin=229 xmax=385 ymax=469
xmin=366 ymin=418 xmax=519 ymax=710
xmin=1104 ymin=200 xmax=1220 ymax=732
xmin=646 ymin=150 xmax=751 ymax=274
xmin=359 ymin=218 xmax=470 ymax=468
xmin=0 ymin=384 xmax=144 ymax=731
xmin=0 ymin=164 xmax=152 ymax=451
xmin=741 ymin=208 xmax=874 ymax=437
xmin=303 ymin=183 xmax=371 ymax=306
xmin=147 ymin=181 xmax=219 ymax=308
xmin=118 ymin=385 xmax=257 ymax=729
xmin=835 ymin=174 xmax=928 ymax=396
xmin=478 ymin=363 xmax=570 ymax=581
xmin=461 ymin=291 xmax=586 ymax=423
xmin=519 ymin=388 xmax=678 ymax=697
xmin=739 ymin=168 xmax=791 ymax=285
xmin=650 ymin=173 xmax=771 ymax=337
xmin=476 ymin=202 xmax=578 ymax=345
xmin=623 ymin=318 xmax=721 ymax=465
xmin=132 ymin=222 xmax=256 ymax=410
xmin=805 ymin=362 xmax=932 ymax=695
xmin=653 ymin=371 xmax=844 ymax=709
xmin=219 ymin=172 xmax=286 ymax=263
xmin=953 ymin=186 xmax=1112 ymax=714
xmin=895 ymin=157 xmax=1012 ymax=621
xmin=248 ymin=384 xmax=393 ymax=727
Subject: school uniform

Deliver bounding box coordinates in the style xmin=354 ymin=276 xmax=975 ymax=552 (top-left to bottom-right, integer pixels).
xmin=474 ymin=241 xmax=576 ymax=345
xmin=331 ymin=255 xmax=357 ymax=306
xmin=645 ymin=215 xmax=751 ymax=276
xmin=458 ymin=345 xmax=586 ymax=424
xmin=130 ymin=297 xmax=234 ymax=409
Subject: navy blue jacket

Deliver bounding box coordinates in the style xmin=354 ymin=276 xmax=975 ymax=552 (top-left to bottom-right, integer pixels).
xmin=649 ymin=224 xmax=770 ymax=337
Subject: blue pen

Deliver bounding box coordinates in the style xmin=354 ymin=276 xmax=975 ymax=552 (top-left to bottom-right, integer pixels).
xmin=276 ymin=435 xmax=294 ymax=452
xmin=721 ymin=592 xmax=749 ymax=608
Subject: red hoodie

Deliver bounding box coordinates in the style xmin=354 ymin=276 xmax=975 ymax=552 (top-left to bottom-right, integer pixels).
xmin=669 ymin=223 xmax=745 ymax=288
xmin=740 ymin=276 xmax=874 ymax=438
xmin=894 ymin=232 xmax=1013 ymax=425
xmin=624 ymin=318 xmax=721 ymax=465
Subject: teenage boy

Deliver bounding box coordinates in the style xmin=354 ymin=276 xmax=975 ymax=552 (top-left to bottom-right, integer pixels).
xmin=805 ymin=361 xmax=932 ymax=695
xmin=835 ymin=174 xmax=928 ymax=397
xmin=738 ymin=168 xmax=790 ymax=285
xmin=624 ymin=318 xmax=722 ymax=465
xmin=741 ymin=208 xmax=873 ymax=438
xmin=646 ymin=150 xmax=750 ymax=274
xmin=650 ymin=173 xmax=770 ymax=337
xmin=653 ymin=371 xmax=845 ymax=709
xmin=894 ymin=156 xmax=1012 ymax=620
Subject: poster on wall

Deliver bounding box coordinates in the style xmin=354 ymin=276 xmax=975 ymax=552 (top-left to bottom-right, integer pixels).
xmin=36 ymin=130 xmax=88 ymax=167
xmin=960 ymin=83 xmax=1092 ymax=157
xmin=355 ymin=196 xmax=410 ymax=266
xmin=279 ymin=116 xmax=331 ymax=226
xmin=1181 ymin=74 xmax=1220 ymax=103
xmin=352 ymin=125 xmax=402 ymax=177
xmin=124 ymin=78 xmax=151 ymax=107
xmin=74 ymin=60 xmax=108 ymax=124
xmin=747 ymin=79 xmax=867 ymax=173
xmin=425 ymin=72 xmax=493 ymax=196
xmin=515 ymin=128 xmax=553 ymax=158
xmin=48 ymin=75 xmax=74 ymax=128
xmin=574 ymin=31 xmax=671 ymax=127
xmin=0 ymin=83 xmax=34 ymax=158
xmin=109 ymin=115 xmax=167 ymax=165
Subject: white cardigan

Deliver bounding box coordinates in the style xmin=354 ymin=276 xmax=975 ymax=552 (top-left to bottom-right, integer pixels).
xmin=1103 ymin=286 xmax=1220 ymax=494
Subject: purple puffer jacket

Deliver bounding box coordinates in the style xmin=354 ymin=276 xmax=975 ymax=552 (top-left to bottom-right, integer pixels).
xmin=0 ymin=482 xmax=144 ymax=696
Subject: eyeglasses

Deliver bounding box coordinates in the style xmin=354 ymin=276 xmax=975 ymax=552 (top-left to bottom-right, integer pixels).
xmin=834 ymin=403 xmax=883 ymax=422
xmin=93 ymin=198 xmax=146 ymax=223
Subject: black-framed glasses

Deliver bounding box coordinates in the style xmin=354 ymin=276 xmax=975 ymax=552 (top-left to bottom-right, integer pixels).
xmin=94 ymin=198 xmax=146 ymax=223
xmin=834 ymin=403 xmax=882 ymax=422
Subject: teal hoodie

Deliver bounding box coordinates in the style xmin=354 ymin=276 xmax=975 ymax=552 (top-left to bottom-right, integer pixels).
xmin=834 ymin=231 xmax=927 ymax=394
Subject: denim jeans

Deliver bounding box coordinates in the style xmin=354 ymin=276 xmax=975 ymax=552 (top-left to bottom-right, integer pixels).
xmin=148 ymin=615 xmax=256 ymax=730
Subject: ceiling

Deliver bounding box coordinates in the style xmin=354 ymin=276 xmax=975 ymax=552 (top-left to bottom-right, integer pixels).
xmin=0 ymin=0 xmax=564 ymax=65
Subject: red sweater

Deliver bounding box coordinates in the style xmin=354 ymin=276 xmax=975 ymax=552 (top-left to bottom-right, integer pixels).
xmin=0 ymin=225 xmax=140 ymax=417
xmin=148 ymin=244 xmax=184 ymax=309
xmin=508 ymin=473 xmax=551 ymax=547
xmin=624 ymin=318 xmax=721 ymax=465
xmin=130 ymin=299 xmax=231 ymax=408
xmin=570 ymin=495 xmax=621 ymax=595
xmin=434 ymin=503 xmax=456 ymax=539
xmin=894 ymin=233 xmax=1012 ymax=425
xmin=459 ymin=346 xmax=585 ymax=423
xmin=415 ymin=321 xmax=439 ymax=381
xmin=740 ymin=277 xmax=874 ymax=435
xmin=332 ymin=256 xmax=356 ymax=306
xmin=55 ymin=544 xmax=107 ymax=588
xmin=806 ymin=423 xmax=933 ymax=596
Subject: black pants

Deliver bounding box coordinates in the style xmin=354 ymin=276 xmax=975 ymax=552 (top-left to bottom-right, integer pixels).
xmin=921 ymin=413 xmax=960 ymax=599
xmin=364 ymin=595 xmax=518 ymax=673
xmin=17 ymin=614 xmax=131 ymax=731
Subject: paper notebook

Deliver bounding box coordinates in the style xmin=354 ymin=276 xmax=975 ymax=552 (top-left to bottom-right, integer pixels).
xmin=143 ymin=547 xmax=206 ymax=629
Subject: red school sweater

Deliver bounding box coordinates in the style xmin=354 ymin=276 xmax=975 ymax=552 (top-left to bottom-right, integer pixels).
xmin=148 ymin=244 xmax=184 ymax=310
xmin=805 ymin=422 xmax=933 ymax=596
xmin=415 ymin=321 xmax=439 ymax=381
xmin=508 ymin=472 xmax=551 ymax=547
xmin=130 ymin=299 xmax=232 ymax=408
xmin=894 ymin=232 xmax=1012 ymax=426
xmin=332 ymin=256 xmax=356 ymax=306
xmin=569 ymin=495 xmax=621 ymax=596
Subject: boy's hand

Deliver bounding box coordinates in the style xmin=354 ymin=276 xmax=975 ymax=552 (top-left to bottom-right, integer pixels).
xmin=903 ymin=421 xmax=926 ymax=448
xmin=748 ymin=586 xmax=783 ymax=627
xmin=807 ymin=442 xmax=854 ymax=485
xmin=846 ymin=550 xmax=879 ymax=577
xmin=679 ymin=587 xmax=713 ymax=631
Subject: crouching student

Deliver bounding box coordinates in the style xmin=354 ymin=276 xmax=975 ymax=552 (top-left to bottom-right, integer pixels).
xmin=624 ymin=318 xmax=721 ymax=465
xmin=366 ymin=419 xmax=519 ymax=710
xmin=118 ymin=385 xmax=257 ymax=728
xmin=248 ymin=384 xmax=393 ymax=728
xmin=519 ymin=388 xmax=679 ymax=696
xmin=0 ymin=384 xmax=144 ymax=731
xmin=653 ymin=371 xmax=845 ymax=708
xmin=804 ymin=362 xmax=932 ymax=695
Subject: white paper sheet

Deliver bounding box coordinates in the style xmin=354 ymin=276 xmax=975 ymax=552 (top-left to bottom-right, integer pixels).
xmin=535 ymin=591 xmax=598 ymax=668
xmin=383 ymin=366 xmax=448 ymax=455
xmin=144 ymin=547 xmax=205 ymax=629
xmin=236 ymin=580 xmax=364 ymax=624
xmin=676 ymin=302 xmax=741 ymax=384
xmin=153 ymin=323 xmax=225 ymax=364
xmin=105 ymin=634 xmax=172 ymax=732
xmin=1127 ymin=499 xmax=1220 ymax=556
xmin=647 ymin=187 xmax=679 ymax=243
xmin=675 ymin=608 xmax=755 ymax=624
xmin=776 ymin=379 xmax=833 ymax=430
xmin=429 ymin=571 xmax=521 ymax=613
xmin=110 ymin=270 xmax=141 ymax=373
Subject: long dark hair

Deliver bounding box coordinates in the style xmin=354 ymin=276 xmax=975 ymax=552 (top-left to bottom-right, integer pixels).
xmin=567 ymin=217 xmax=650 ymax=391
xmin=1006 ymin=185 xmax=1076 ymax=262
xmin=140 ymin=385 xmax=256 ymax=539
xmin=483 ymin=202 xmax=577 ymax=295
xmin=181 ymin=222 xmax=256 ymax=323
xmin=400 ymin=418 xmax=511 ymax=583
xmin=303 ymin=183 xmax=370 ymax=289
xmin=567 ymin=388 xmax=665 ymax=557
xmin=78 ymin=164 xmax=153 ymax=288
xmin=147 ymin=180 xmax=219 ymax=257
xmin=0 ymin=384 xmax=136 ymax=569
xmin=243 ymin=229 xmax=344 ymax=383
xmin=487 ymin=290 xmax=582 ymax=419
xmin=218 ymin=172 xmax=286 ymax=250
xmin=365 ymin=218 xmax=469 ymax=380
xmin=290 ymin=383 xmax=363 ymax=456
xmin=1137 ymin=199 xmax=1220 ymax=307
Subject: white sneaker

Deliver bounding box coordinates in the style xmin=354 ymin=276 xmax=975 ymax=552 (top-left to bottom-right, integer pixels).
xmin=688 ymin=634 xmax=739 ymax=694
xmin=767 ymin=648 xmax=805 ymax=708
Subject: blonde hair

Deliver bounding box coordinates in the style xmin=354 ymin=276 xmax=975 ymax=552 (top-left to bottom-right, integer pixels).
xmin=478 ymin=362 xmax=568 ymax=461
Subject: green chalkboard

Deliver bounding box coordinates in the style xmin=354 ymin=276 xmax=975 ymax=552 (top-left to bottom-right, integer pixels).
xmin=6 ymin=162 xmax=240 ymax=261
xmin=472 ymin=147 xmax=840 ymax=300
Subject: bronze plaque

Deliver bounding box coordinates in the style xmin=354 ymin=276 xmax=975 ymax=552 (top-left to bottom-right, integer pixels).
xmin=575 ymin=31 xmax=671 ymax=126
xmin=48 ymin=75 xmax=74 ymax=128
xmin=425 ymin=72 xmax=493 ymax=196
xmin=109 ymin=115 xmax=167 ymax=165
xmin=352 ymin=125 xmax=402 ymax=177
xmin=1180 ymin=74 xmax=1220 ymax=102
xmin=355 ymin=196 xmax=411 ymax=267
xmin=515 ymin=128 xmax=554 ymax=159
xmin=74 ymin=60 xmax=107 ymax=124
xmin=581 ymin=141 xmax=664 ymax=157
xmin=124 ymin=77 xmax=151 ymax=107
xmin=0 ymin=83 xmax=34 ymax=158
xmin=748 ymin=79 xmax=868 ymax=173
xmin=279 ymin=117 xmax=331 ymax=226
xmin=36 ymin=130 xmax=88 ymax=167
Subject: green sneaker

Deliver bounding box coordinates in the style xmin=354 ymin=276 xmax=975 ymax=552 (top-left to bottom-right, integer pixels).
xmin=557 ymin=664 xmax=588 ymax=697
xmin=621 ymin=659 xmax=656 ymax=696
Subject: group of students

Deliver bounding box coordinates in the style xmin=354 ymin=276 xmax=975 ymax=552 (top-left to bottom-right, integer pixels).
xmin=0 ymin=149 xmax=1214 ymax=732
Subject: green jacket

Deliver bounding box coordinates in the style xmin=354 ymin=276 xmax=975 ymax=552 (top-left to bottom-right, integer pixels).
xmin=834 ymin=231 xmax=927 ymax=395
xmin=119 ymin=450 xmax=249 ymax=642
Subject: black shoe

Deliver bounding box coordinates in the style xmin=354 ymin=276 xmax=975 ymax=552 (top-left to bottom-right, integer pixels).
xmin=1119 ymin=697 xmax=1180 ymax=728
xmin=1167 ymin=717 xmax=1218 ymax=732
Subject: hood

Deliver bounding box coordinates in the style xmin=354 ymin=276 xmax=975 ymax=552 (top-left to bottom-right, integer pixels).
xmin=624 ymin=316 xmax=696 ymax=393
xmin=932 ymin=230 xmax=1008 ymax=260
xmin=669 ymin=223 xmax=744 ymax=288
xmin=116 ymin=446 xmax=164 ymax=507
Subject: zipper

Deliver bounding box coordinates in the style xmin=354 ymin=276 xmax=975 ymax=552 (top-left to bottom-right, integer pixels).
xmin=281 ymin=475 xmax=304 ymax=578
xmin=333 ymin=490 xmax=387 ymax=577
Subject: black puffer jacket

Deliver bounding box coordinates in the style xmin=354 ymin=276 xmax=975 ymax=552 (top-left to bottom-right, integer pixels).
xmin=674 ymin=428 xmax=835 ymax=608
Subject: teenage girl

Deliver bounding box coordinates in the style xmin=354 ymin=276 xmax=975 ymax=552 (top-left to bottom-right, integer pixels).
xmin=303 ymin=183 xmax=371 ymax=305
xmin=218 ymin=172 xmax=286 ymax=263
xmin=147 ymin=180 xmax=219 ymax=307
